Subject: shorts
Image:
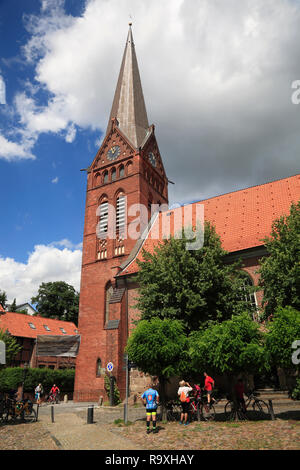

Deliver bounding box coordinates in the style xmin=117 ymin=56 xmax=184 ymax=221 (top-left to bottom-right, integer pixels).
xmin=206 ymin=390 xmax=212 ymax=395
xmin=181 ymin=401 xmax=190 ymax=413
xmin=146 ymin=408 xmax=157 ymax=416
xmin=35 ymin=393 xmax=40 ymax=400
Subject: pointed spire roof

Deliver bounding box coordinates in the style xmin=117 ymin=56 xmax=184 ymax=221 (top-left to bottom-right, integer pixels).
xmin=106 ymin=24 xmax=150 ymax=149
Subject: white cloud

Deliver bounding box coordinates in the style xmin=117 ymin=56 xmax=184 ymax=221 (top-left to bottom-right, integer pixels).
xmin=0 ymin=133 xmax=35 ymax=161
xmin=0 ymin=240 xmax=82 ymax=304
xmin=51 ymin=176 xmax=59 ymax=183
xmin=2 ymin=0 xmax=300 ymax=199
xmin=0 ymin=75 xmax=6 ymax=104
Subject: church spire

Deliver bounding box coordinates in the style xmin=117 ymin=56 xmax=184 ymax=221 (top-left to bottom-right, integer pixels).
xmin=106 ymin=24 xmax=150 ymax=149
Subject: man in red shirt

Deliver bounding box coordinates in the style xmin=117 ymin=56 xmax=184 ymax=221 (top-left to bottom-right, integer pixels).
xmin=204 ymin=372 xmax=214 ymax=405
xmin=50 ymin=384 xmax=60 ymax=398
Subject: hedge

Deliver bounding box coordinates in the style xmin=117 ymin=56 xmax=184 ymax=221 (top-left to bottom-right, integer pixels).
xmin=0 ymin=367 xmax=75 ymax=394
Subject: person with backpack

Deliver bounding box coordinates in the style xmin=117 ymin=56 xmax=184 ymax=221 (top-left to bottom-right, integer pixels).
xmin=34 ymin=383 xmax=43 ymax=405
xmin=177 ymin=380 xmax=193 ymax=426
xmin=141 ymin=384 xmax=160 ymax=434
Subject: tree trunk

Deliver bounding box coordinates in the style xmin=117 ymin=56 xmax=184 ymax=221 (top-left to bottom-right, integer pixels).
xmin=158 ymin=375 xmax=167 ymax=421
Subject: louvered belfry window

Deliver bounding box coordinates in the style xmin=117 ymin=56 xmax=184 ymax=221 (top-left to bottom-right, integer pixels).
xmin=116 ymin=194 xmax=126 ymax=233
xmin=98 ymin=201 xmax=109 ymax=237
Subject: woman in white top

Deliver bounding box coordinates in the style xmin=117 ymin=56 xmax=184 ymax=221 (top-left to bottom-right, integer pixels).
xmin=177 ymin=380 xmax=193 ymax=426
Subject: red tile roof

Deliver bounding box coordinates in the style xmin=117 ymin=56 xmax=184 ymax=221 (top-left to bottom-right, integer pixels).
xmin=0 ymin=312 xmax=79 ymax=339
xmin=120 ymin=174 xmax=300 ymax=276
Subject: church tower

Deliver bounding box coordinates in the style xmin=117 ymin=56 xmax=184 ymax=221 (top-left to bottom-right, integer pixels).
xmin=74 ymin=25 xmax=168 ymax=401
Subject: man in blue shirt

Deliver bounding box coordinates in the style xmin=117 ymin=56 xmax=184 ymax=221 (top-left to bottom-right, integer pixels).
xmin=141 ymin=384 xmax=159 ymax=434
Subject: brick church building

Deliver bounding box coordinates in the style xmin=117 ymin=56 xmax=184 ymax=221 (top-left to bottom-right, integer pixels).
xmin=74 ymin=25 xmax=300 ymax=401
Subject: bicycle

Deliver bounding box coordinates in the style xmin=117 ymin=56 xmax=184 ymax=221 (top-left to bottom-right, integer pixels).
xmin=45 ymin=392 xmax=60 ymax=405
xmin=224 ymin=390 xmax=270 ymax=421
xmin=189 ymin=396 xmax=217 ymax=421
xmin=3 ymin=397 xmax=37 ymax=423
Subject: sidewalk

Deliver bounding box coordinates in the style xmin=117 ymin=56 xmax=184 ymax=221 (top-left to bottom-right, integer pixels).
xmin=37 ymin=401 xmax=145 ymax=450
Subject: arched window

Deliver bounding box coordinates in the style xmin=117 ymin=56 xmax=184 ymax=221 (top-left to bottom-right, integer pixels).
xmin=116 ymin=193 xmax=126 ymax=234
xmin=94 ymin=173 xmax=101 ymax=187
xmin=119 ymin=165 xmax=124 ymax=178
xmin=105 ymin=283 xmax=114 ymax=323
xmin=96 ymin=198 xmax=108 ymax=238
xmin=111 ymin=167 xmax=116 ymax=181
xmin=96 ymin=358 xmax=102 ymax=377
xmin=239 ymin=272 xmax=257 ymax=318
xmin=103 ymin=171 xmax=108 ymax=184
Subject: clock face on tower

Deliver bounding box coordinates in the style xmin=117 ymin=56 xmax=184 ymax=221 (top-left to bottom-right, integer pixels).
xmin=107 ymin=145 xmax=121 ymax=161
xmin=148 ymin=152 xmax=156 ymax=167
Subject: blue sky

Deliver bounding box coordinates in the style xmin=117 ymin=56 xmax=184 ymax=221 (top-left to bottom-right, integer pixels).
xmin=0 ymin=0 xmax=299 ymax=304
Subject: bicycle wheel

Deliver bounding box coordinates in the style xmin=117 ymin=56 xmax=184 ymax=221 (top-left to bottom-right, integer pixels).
xmin=24 ymin=407 xmax=37 ymax=423
xmin=224 ymin=401 xmax=234 ymax=420
xmin=166 ymin=410 xmax=176 ymax=422
xmin=200 ymin=403 xmax=215 ymax=421
xmin=253 ymin=400 xmax=270 ymax=420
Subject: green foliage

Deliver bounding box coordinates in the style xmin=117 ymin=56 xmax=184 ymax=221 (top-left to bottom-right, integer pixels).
xmin=265 ymin=306 xmax=300 ymax=370
xmin=291 ymin=378 xmax=300 ymax=400
xmin=104 ymin=375 xmax=121 ymax=405
xmin=0 ymin=290 xmax=7 ymax=309
xmin=31 ymin=281 xmax=79 ymax=324
xmin=136 ymin=222 xmax=254 ymax=333
xmin=259 ymin=201 xmax=300 ymax=317
xmin=0 ymin=367 xmax=75 ymax=394
xmin=0 ymin=329 xmax=22 ymax=366
xmin=126 ymin=318 xmax=188 ymax=378
xmin=189 ymin=314 xmax=267 ymax=376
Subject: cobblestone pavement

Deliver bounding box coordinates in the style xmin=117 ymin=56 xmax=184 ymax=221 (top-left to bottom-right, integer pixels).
xmin=1 ymin=398 xmax=299 ymax=451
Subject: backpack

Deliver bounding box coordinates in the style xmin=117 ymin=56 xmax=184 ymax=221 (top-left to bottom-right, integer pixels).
xmin=180 ymin=389 xmax=187 ymax=402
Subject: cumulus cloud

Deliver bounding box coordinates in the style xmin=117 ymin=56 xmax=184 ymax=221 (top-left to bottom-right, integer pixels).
xmin=1 ymin=0 xmax=300 ymax=200
xmin=0 ymin=240 xmax=82 ymax=304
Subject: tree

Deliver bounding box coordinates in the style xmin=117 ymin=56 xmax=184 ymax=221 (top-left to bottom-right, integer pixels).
xmin=259 ymin=201 xmax=300 ymax=317
xmin=189 ymin=314 xmax=267 ymax=400
xmin=0 ymin=329 xmax=22 ymax=367
xmin=265 ymin=306 xmax=300 ymax=372
xmin=0 ymin=290 xmax=7 ymax=309
xmin=10 ymin=299 xmax=17 ymax=312
xmin=136 ymin=222 xmax=254 ymax=333
xmin=126 ymin=318 xmax=188 ymax=418
xmin=31 ymin=281 xmax=79 ymax=324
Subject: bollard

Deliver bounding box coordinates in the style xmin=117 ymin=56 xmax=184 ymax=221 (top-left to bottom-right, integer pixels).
xmin=64 ymin=394 xmax=68 ymax=403
xmin=268 ymin=399 xmax=275 ymax=421
xmin=87 ymin=405 xmax=94 ymax=424
xmin=51 ymin=404 xmax=54 ymax=423
xmin=124 ymin=403 xmax=128 ymax=424
xmin=36 ymin=404 xmax=39 ymax=422
xmin=98 ymin=395 xmax=103 ymax=406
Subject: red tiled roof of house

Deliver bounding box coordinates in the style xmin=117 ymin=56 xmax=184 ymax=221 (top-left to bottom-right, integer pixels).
xmin=0 ymin=312 xmax=79 ymax=339
xmin=119 ymin=174 xmax=300 ymax=276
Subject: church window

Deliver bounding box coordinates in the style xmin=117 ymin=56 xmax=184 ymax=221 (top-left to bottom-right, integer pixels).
xmin=239 ymin=272 xmax=257 ymax=318
xmin=116 ymin=194 xmax=126 ymax=233
xmin=119 ymin=165 xmax=124 ymax=178
xmin=103 ymin=171 xmax=108 ymax=184
xmin=111 ymin=167 xmax=116 ymax=181
xmin=97 ymin=200 xmax=109 ymax=237
xmin=96 ymin=358 xmax=103 ymax=377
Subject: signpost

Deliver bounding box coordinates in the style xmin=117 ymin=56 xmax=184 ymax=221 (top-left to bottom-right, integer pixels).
xmin=106 ymin=362 xmax=115 ymax=406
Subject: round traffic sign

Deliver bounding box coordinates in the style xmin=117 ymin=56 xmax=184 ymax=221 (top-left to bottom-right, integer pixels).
xmin=106 ymin=362 xmax=114 ymax=372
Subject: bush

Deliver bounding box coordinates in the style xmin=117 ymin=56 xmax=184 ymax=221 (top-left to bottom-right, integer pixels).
xmin=104 ymin=375 xmax=121 ymax=405
xmin=0 ymin=367 xmax=75 ymax=395
xmin=291 ymin=378 xmax=300 ymax=400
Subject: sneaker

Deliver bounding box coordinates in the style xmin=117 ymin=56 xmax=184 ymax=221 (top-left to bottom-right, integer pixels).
xmin=179 ymin=421 xmax=183 ymax=425
xmin=153 ymin=428 xmax=158 ymax=434
xmin=184 ymin=422 xmax=189 ymax=426
xmin=146 ymin=429 xmax=151 ymax=434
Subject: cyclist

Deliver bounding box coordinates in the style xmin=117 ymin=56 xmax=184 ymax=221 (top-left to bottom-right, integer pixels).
xmin=203 ymin=372 xmax=215 ymax=406
xmin=49 ymin=384 xmax=60 ymax=402
xmin=141 ymin=384 xmax=159 ymax=434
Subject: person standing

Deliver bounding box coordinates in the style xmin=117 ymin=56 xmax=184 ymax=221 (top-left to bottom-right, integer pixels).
xmin=178 ymin=380 xmax=193 ymax=426
xmin=203 ymin=372 xmax=214 ymax=405
xmin=141 ymin=384 xmax=160 ymax=434
xmin=34 ymin=383 xmax=43 ymax=405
